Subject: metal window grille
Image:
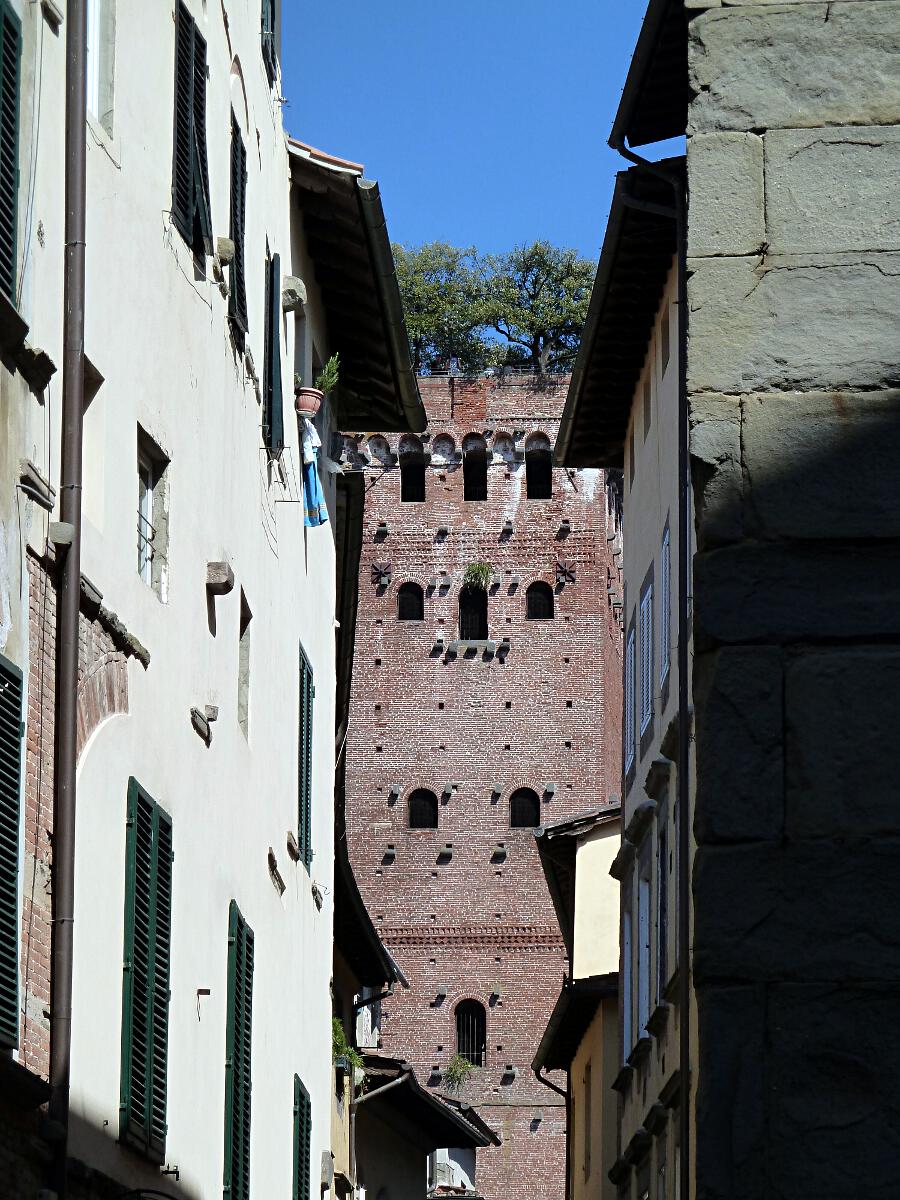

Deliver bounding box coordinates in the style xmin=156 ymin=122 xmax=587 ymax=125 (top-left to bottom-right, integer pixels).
xmin=456 ymin=1001 xmax=486 ymax=1067
xmin=137 ymin=456 xmax=156 ymax=583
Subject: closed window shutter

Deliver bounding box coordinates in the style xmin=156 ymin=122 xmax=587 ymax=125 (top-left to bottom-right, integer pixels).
xmin=261 ymin=0 xmax=277 ymax=84
xmin=293 ymin=1074 xmax=311 ymax=1200
xmin=120 ymin=778 xmax=173 ymax=1161
xmin=263 ymin=252 xmax=284 ymax=451
xmin=297 ymin=646 xmax=314 ymax=869
xmin=228 ymin=113 xmax=248 ymax=338
xmin=171 ymin=3 xmax=194 ymax=241
xmin=624 ymin=629 xmax=635 ymax=771
xmin=0 ymin=2 xmax=20 ymax=304
xmin=172 ymin=3 xmax=211 ymax=254
xmin=660 ymin=530 xmax=671 ymax=682
xmin=0 ymin=654 xmax=23 ymax=1049
xmin=225 ymin=900 xmax=254 ymax=1200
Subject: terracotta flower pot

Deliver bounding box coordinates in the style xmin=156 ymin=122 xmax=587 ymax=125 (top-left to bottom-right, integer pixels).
xmin=294 ymin=386 xmax=323 ymax=418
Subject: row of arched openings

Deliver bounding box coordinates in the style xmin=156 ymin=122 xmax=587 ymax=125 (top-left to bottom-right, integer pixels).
xmin=394 ymin=433 xmax=553 ymax=503
xmin=397 ymin=581 xmax=554 ymax=630
xmin=407 ymin=787 xmax=541 ymax=830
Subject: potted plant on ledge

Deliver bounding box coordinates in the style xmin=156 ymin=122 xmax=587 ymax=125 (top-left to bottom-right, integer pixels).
xmin=295 ymin=352 xmax=340 ymax=418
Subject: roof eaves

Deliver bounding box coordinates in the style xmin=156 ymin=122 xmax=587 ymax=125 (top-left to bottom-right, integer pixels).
xmin=608 ymin=0 xmax=689 ymax=151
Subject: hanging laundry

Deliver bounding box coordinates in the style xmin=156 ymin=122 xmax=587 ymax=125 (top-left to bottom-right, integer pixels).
xmin=301 ymin=417 xmax=328 ymax=527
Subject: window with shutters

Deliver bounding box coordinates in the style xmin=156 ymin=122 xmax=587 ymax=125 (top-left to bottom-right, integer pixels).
xmin=660 ymin=527 xmax=671 ymax=685
xmin=621 ymin=885 xmax=633 ymax=1060
xmin=171 ymin=2 xmax=212 ymax=257
xmin=0 ymin=2 xmax=21 ymax=305
xmin=261 ymin=0 xmax=278 ymax=85
xmin=228 ymin=113 xmax=248 ymax=342
xmin=640 ymin=585 xmax=653 ymax=735
xmin=298 ymin=644 xmax=314 ymax=868
xmin=0 ymin=654 xmax=23 ymax=1049
xmin=637 ymin=842 xmax=651 ymax=1038
xmin=624 ymin=626 xmax=636 ymax=773
xmin=293 ymin=1074 xmax=312 ymax=1200
xmin=656 ymin=794 xmax=669 ymax=1002
xmin=224 ymin=900 xmax=254 ymax=1200
xmin=263 ymin=251 xmax=285 ymax=451
xmin=119 ymin=778 xmax=173 ymax=1161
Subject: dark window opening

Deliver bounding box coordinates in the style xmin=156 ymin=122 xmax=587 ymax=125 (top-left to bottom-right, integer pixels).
xmin=525 ymin=451 xmax=552 ymax=500
xmin=261 ymin=0 xmax=278 ymax=85
xmin=509 ymin=788 xmax=540 ymax=828
xmin=456 ymin=1000 xmax=486 ymax=1067
xmin=400 ymin=460 xmax=426 ymax=503
xmin=408 ymin=789 xmax=439 ymax=829
xmin=397 ymin=583 xmax=424 ymax=621
xmin=526 ymin=581 xmax=554 ymax=620
xmin=262 ymin=251 xmax=284 ymax=450
xmin=458 ymin=586 xmax=488 ymax=640
xmin=463 ymin=453 xmax=488 ymax=501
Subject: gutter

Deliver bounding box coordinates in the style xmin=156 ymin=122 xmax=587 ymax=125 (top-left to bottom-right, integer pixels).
xmin=609 ymin=130 xmax=690 ymax=1200
xmin=49 ymin=2 xmax=87 ymax=1196
xmin=354 ymin=178 xmax=426 ymax=434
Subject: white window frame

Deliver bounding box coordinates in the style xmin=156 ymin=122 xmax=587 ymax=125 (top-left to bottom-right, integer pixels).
xmin=660 ymin=528 xmax=671 ymax=685
xmin=624 ymin=628 xmax=636 ymax=772
xmin=137 ymin=451 xmax=154 ymax=585
xmin=640 ymin=584 xmax=654 ymax=735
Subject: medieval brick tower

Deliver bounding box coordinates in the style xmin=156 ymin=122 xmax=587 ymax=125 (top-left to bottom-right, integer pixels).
xmin=344 ymin=374 xmax=622 ymax=1200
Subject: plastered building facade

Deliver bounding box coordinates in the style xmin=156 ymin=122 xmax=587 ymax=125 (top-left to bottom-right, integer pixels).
xmin=344 ymin=374 xmax=623 ymax=1200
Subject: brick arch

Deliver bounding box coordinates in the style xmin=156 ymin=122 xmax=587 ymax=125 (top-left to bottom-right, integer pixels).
xmin=76 ymin=650 xmax=129 ymax=761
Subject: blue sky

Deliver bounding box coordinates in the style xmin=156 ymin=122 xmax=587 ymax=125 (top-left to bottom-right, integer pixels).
xmin=282 ymin=1 xmax=653 ymax=261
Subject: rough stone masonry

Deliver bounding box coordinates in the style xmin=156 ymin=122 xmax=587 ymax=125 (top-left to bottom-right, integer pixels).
xmin=343 ymin=374 xmax=623 ymax=1200
xmin=686 ymin=3 xmax=900 ymax=1198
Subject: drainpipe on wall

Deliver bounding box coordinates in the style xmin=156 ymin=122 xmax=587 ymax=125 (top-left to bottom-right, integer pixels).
xmin=533 ymin=1064 xmax=570 ymax=1200
xmin=609 ymin=135 xmax=690 ymax=1200
xmin=49 ymin=1 xmax=87 ymax=1196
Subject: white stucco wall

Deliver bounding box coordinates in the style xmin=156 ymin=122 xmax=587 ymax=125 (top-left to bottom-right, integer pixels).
xmin=19 ymin=2 xmax=342 ymax=1196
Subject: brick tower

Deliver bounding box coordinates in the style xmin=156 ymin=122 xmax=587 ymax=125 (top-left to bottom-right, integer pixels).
xmin=344 ymin=374 xmax=622 ymax=1200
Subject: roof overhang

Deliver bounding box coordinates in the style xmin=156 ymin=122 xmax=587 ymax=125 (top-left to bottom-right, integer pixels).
xmin=535 ymin=806 xmax=621 ymax=956
xmin=334 ymin=841 xmax=408 ymax=990
xmin=359 ymin=1056 xmax=499 ymax=1150
xmin=554 ymin=160 xmax=681 ymax=469
xmin=288 ymin=138 xmax=426 ymax=434
xmin=532 ymin=974 xmax=618 ymax=1073
xmin=609 ymin=0 xmax=689 ymax=151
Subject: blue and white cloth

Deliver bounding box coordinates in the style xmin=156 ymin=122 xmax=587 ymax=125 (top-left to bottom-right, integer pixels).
xmin=301 ymin=418 xmax=328 ymax=527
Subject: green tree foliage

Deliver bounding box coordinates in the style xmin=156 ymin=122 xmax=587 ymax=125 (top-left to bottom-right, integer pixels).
xmin=394 ymin=239 xmax=596 ymax=374
xmin=392 ymin=242 xmax=488 ymax=373
xmin=481 ymin=241 xmax=597 ymax=373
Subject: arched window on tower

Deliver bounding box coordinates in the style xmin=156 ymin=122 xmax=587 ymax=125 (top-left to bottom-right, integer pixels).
xmin=526 ymin=581 xmax=554 ymax=620
xmin=456 ymin=999 xmax=486 ymax=1066
xmin=525 ymin=432 xmax=553 ymax=500
xmin=399 ymin=434 xmax=426 ymax=502
xmin=509 ymin=788 xmax=541 ymax=828
xmin=408 ymin=789 xmax=439 ymax=829
xmin=462 ymin=434 xmax=488 ymax=502
xmin=397 ymin=582 xmax=424 ymax=621
xmin=458 ymin=586 xmax=488 ymax=640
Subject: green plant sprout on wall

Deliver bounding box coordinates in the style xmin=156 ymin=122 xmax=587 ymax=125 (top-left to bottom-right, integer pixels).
xmin=442 ymin=1052 xmax=475 ymax=1095
xmin=463 ymin=562 xmax=493 ymax=591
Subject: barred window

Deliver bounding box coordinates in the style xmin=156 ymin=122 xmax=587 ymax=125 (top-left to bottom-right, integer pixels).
xmin=456 ymin=1000 xmax=486 ymax=1067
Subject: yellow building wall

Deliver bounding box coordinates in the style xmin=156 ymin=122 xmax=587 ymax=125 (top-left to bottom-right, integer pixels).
xmin=570 ymin=996 xmax=619 ymax=1200
xmin=573 ymin=820 xmax=622 ymax=979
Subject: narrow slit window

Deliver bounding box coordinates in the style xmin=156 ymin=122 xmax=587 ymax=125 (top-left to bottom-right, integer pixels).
xmin=238 ymin=591 xmax=252 ymax=738
xmin=456 ymin=1000 xmax=486 ymax=1066
xmin=137 ymin=429 xmax=169 ymax=600
xmin=524 ymin=434 xmax=552 ymax=500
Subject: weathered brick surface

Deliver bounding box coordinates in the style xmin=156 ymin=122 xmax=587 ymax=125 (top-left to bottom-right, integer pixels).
xmin=344 ymin=374 xmax=622 ymax=1200
xmin=19 ymin=551 xmax=131 ymax=1082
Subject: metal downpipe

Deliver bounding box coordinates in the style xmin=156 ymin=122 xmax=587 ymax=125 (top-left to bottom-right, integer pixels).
xmin=49 ymin=0 xmax=87 ymax=1195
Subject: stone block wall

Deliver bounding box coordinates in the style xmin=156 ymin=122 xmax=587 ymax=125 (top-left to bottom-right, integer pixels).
xmin=686 ymin=3 xmax=900 ymax=1197
xmin=344 ymin=374 xmax=623 ymax=1200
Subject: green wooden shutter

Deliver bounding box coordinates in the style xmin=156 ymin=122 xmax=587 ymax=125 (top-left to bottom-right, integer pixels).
xmin=293 ymin=1074 xmax=312 ymax=1200
xmin=228 ymin=112 xmax=248 ymax=339
xmin=224 ymin=900 xmax=254 ymax=1200
xmin=0 ymin=1 xmax=20 ymax=304
xmin=263 ymin=252 xmax=284 ymax=451
xmin=191 ymin=22 xmax=212 ymax=254
xmin=0 ymin=653 xmax=23 ymax=1049
xmin=297 ymin=646 xmax=314 ymax=869
xmin=120 ymin=778 xmax=173 ymax=1161
xmin=261 ymin=0 xmax=277 ymax=84
xmin=171 ymin=2 xmax=194 ymax=241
